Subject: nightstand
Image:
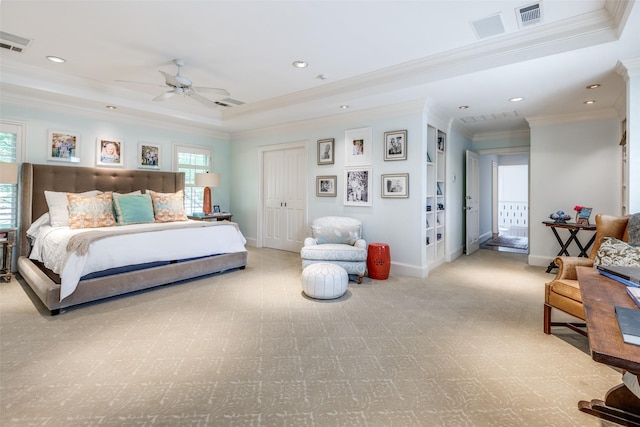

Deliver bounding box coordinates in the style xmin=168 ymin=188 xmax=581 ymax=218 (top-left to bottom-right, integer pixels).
xmin=0 ymin=228 xmax=16 ymax=282
xmin=188 ymin=213 xmax=233 ymax=222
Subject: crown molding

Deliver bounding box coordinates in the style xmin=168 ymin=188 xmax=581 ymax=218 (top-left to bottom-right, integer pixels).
xmin=526 ymin=107 xmax=621 ymax=127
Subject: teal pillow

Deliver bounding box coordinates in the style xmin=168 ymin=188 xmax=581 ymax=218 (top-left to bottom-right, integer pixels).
xmin=113 ymin=193 xmax=155 ymax=225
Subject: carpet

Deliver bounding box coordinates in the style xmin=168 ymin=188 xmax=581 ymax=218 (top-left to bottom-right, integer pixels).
xmin=482 ymin=235 xmax=529 ymax=250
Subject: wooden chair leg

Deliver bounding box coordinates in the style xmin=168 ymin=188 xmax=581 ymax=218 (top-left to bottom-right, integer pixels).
xmin=358 ymin=275 xmax=363 ymax=284
xmin=544 ymin=303 xmax=552 ymax=334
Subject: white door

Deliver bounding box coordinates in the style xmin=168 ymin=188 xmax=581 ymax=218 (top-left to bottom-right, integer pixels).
xmin=263 ymin=146 xmax=306 ymax=252
xmin=465 ymin=150 xmax=480 ymax=255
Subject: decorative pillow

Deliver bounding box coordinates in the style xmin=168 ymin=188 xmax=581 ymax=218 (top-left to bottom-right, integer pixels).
xmin=593 ymin=237 xmax=640 ymax=267
xmin=147 ymin=190 xmax=188 ymax=222
xmin=67 ymin=192 xmax=116 ymax=229
xmin=45 ymin=190 xmax=102 ymax=227
xmin=112 ymin=193 xmax=154 ymax=225
xmin=312 ymin=224 xmax=361 ymax=245
xmin=628 ymin=213 xmax=640 ymax=246
xmin=26 ymin=213 xmax=51 ymax=241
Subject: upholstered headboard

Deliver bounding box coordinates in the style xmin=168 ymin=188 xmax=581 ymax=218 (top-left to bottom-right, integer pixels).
xmin=19 ymin=163 xmax=185 ymax=256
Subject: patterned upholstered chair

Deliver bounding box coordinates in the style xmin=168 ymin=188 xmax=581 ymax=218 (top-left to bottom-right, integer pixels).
xmin=300 ymin=216 xmax=367 ymax=283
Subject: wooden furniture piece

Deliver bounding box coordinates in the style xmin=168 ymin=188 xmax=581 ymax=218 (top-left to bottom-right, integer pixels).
xmin=188 ymin=213 xmax=232 ymax=222
xmin=542 ymin=221 xmax=597 ymax=273
xmin=0 ymin=228 xmax=16 ymax=282
xmin=577 ymin=266 xmax=640 ymax=425
xmin=544 ymin=214 xmax=630 ymax=335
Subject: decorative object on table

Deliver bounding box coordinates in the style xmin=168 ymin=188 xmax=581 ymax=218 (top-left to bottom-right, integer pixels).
xmin=317 ymin=138 xmax=334 ymax=165
xmin=383 ymin=130 xmax=407 ymax=161
xmin=549 ymin=210 xmax=571 ymax=223
xmin=213 ymin=205 xmax=221 ymax=213
xmin=195 ymin=172 xmax=220 ymax=215
xmin=574 ymin=205 xmax=592 ymax=225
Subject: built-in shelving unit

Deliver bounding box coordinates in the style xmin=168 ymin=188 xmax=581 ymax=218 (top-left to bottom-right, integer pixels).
xmin=426 ymin=125 xmax=446 ymax=264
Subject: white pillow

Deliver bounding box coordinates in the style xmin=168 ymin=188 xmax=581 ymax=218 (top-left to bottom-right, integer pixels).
xmin=26 ymin=213 xmax=51 ymax=242
xmin=44 ymin=190 xmax=102 ymax=227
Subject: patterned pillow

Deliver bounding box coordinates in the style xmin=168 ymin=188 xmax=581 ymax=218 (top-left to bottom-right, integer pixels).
xmin=112 ymin=193 xmax=154 ymax=225
xmin=45 ymin=190 xmax=102 ymax=227
xmin=67 ymin=192 xmax=116 ymax=229
xmin=147 ymin=190 xmax=188 ymax=222
xmin=312 ymin=224 xmax=361 ymax=245
xmin=593 ymin=237 xmax=640 ymax=267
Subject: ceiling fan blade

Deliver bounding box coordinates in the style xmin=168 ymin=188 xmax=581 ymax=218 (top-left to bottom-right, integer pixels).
xmin=187 ymin=91 xmax=219 ymax=109
xmin=193 ymin=86 xmax=230 ymax=97
xmin=153 ymin=90 xmax=175 ymax=102
xmin=116 ymin=79 xmax=166 ymax=88
xmin=159 ymin=70 xmax=191 ymax=88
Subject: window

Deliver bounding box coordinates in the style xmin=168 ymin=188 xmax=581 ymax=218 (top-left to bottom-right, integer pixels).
xmin=173 ymin=144 xmax=213 ymax=215
xmin=0 ymin=121 xmax=24 ymax=227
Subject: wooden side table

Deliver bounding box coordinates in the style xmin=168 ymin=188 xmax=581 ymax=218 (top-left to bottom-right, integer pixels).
xmin=188 ymin=213 xmax=233 ymax=222
xmin=542 ymin=221 xmax=596 ymax=273
xmin=0 ymin=228 xmax=16 ymax=282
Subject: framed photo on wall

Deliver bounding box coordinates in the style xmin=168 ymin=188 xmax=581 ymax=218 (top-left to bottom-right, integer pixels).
xmin=344 ymin=167 xmax=372 ymax=206
xmin=97 ymin=138 xmax=124 ymax=167
xmin=344 ymin=127 xmax=372 ymax=166
xmin=316 ymin=175 xmax=337 ymax=197
xmin=381 ymin=173 xmax=409 ymax=198
xmin=138 ymin=142 xmax=160 ymax=169
xmin=47 ymin=130 xmax=80 ymax=162
xmin=317 ymin=138 xmax=335 ymax=165
xmin=383 ymin=130 xmax=407 ymax=161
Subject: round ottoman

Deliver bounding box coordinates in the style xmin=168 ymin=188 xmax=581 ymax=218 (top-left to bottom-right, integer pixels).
xmin=302 ymin=263 xmax=348 ymax=299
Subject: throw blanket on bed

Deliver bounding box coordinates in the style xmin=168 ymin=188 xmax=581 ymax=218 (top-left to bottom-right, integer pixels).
xmin=629 ymin=213 xmax=640 ymax=246
xmin=67 ymin=220 xmax=237 ymax=255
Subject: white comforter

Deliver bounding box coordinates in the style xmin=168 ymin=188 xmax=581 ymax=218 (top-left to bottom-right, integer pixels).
xmin=29 ymin=220 xmax=247 ymax=301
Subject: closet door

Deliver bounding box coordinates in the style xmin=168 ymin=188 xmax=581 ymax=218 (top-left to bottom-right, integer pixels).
xmin=263 ymin=146 xmax=306 ymax=252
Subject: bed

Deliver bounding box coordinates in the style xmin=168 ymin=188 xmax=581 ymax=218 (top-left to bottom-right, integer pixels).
xmin=17 ymin=162 xmax=248 ymax=315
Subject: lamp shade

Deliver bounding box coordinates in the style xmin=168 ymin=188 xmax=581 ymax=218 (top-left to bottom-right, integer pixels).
xmin=195 ymin=172 xmax=220 ymax=187
xmin=0 ymin=162 xmax=19 ymax=184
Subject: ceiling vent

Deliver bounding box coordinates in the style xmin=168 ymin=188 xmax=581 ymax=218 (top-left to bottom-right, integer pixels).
xmin=471 ymin=14 xmax=506 ymax=39
xmin=516 ymin=2 xmax=543 ymax=28
xmin=0 ymin=31 xmax=32 ymax=53
xmin=460 ymin=111 xmax=520 ymax=124
xmin=215 ymin=98 xmax=245 ymax=108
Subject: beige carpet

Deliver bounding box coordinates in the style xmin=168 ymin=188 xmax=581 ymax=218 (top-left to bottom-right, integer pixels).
xmin=0 ymin=247 xmax=621 ymax=426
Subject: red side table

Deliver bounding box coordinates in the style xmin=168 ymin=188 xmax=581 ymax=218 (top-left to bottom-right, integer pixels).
xmin=367 ymin=243 xmax=390 ymax=280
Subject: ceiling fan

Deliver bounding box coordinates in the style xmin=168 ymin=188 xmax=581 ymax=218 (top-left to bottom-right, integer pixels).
xmin=118 ymin=59 xmax=230 ymax=108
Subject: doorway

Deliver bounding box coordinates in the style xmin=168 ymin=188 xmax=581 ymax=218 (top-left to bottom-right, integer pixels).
xmin=480 ymin=153 xmax=529 ymax=254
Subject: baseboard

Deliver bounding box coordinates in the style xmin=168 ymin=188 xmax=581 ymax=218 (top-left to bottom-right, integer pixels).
xmin=390 ymin=262 xmax=428 ymax=278
xmin=528 ymin=254 xmax=552 ymax=267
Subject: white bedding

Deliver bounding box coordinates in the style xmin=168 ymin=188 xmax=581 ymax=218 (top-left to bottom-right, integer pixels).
xmin=29 ymin=220 xmax=247 ymax=301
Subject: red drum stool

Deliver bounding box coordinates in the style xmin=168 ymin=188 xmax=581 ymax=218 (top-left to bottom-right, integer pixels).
xmin=367 ymin=243 xmax=390 ymax=280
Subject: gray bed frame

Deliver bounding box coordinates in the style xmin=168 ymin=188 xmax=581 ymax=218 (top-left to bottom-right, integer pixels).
xmin=17 ymin=163 xmax=247 ymax=315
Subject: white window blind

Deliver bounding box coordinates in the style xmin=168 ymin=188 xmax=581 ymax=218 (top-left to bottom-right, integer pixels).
xmin=174 ymin=144 xmax=213 ymax=215
xmin=0 ymin=128 xmax=19 ymax=227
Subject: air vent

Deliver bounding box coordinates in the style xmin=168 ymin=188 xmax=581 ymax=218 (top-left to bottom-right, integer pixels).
xmin=0 ymin=31 xmax=32 ymax=53
xmin=471 ymin=14 xmax=505 ymax=39
xmin=460 ymin=111 xmax=520 ymax=124
xmin=516 ymin=2 xmax=543 ymax=28
xmin=220 ymin=98 xmax=245 ymax=106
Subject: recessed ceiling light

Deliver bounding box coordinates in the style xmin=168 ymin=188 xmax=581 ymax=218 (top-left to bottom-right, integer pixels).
xmin=458 ymin=105 xmax=469 ymax=110
xmin=509 ymin=97 xmax=525 ymax=102
xmin=292 ymin=60 xmax=308 ymax=68
xmin=586 ymin=84 xmax=601 ymax=89
xmin=340 ymin=105 xmax=349 ymax=109
xmin=584 ymin=100 xmax=596 ymax=105
xmin=46 ymin=55 xmax=66 ymax=63
xmin=106 ymin=105 xmax=117 ymax=110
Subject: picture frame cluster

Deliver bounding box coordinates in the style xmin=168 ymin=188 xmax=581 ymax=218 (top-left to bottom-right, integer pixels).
xmin=315 ymin=128 xmax=410 ymax=203
xmin=47 ymin=130 xmax=161 ymax=169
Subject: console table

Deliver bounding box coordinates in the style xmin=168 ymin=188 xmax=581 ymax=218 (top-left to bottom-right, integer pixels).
xmin=577 ymin=266 xmax=640 ymax=425
xmin=542 ymin=221 xmax=597 ymax=273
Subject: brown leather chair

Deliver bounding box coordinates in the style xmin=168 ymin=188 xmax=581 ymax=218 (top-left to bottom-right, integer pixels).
xmin=544 ymin=214 xmax=630 ymax=335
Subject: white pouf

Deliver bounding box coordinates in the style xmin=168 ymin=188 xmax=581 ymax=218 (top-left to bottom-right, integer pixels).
xmin=302 ymin=263 xmax=348 ymax=299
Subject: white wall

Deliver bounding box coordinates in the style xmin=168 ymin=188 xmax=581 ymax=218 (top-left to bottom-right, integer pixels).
xmin=528 ymin=114 xmax=622 ymax=267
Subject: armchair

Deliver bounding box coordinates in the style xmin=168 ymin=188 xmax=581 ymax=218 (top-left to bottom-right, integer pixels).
xmin=300 ymin=216 xmax=367 ymax=283
xmin=544 ymin=214 xmax=630 ymax=335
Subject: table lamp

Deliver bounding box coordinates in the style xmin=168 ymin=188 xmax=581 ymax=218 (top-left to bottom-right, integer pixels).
xmin=195 ymin=172 xmax=220 ymax=215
